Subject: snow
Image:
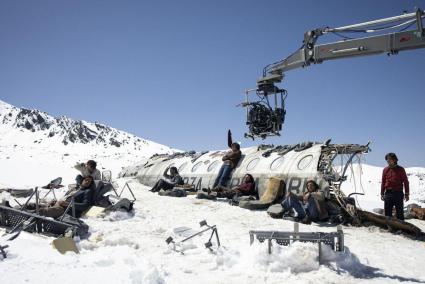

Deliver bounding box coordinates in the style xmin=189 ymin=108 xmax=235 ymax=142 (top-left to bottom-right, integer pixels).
xmin=1 ymin=99 xmax=425 ymax=283
xmin=2 ymin=181 xmax=425 ymax=283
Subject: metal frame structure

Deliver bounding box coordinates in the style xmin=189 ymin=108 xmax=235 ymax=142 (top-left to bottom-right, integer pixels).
xmin=113 ymin=181 xmax=136 ymax=203
xmin=249 ymin=223 xmax=344 ymax=263
xmin=0 ymin=188 xmax=88 ymax=238
xmin=166 ymin=220 xmax=220 ymax=253
xmin=260 ymin=8 xmax=425 ymax=86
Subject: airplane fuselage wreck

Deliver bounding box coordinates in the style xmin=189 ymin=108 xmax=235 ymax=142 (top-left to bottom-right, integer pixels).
xmin=120 ymin=141 xmax=370 ymax=197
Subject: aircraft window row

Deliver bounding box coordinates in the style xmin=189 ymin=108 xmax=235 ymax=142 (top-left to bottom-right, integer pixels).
xmin=177 ymin=154 xmax=313 ymax=173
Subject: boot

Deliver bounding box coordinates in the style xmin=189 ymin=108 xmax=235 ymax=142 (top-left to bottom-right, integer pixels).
xmin=196 ymin=192 xmax=217 ymax=200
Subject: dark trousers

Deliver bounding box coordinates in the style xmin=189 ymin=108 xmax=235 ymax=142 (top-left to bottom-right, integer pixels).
xmin=212 ymin=187 xmax=238 ymax=199
xmin=384 ymin=191 xmax=404 ymax=220
xmin=76 ymin=174 xmax=84 ymax=186
xmin=213 ymin=164 xmax=233 ymax=188
xmin=151 ymin=179 xmax=174 ymax=192
xmin=281 ymin=195 xmax=320 ymax=220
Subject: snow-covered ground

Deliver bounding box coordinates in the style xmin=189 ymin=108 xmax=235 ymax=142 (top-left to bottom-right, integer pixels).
xmin=1 ymin=99 xmax=425 ymax=283
xmin=2 ymin=180 xmax=425 ymax=284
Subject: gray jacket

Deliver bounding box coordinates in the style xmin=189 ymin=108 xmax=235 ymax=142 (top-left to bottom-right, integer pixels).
xmin=163 ymin=172 xmax=184 ymax=186
xmin=74 ymin=163 xmax=101 ymax=180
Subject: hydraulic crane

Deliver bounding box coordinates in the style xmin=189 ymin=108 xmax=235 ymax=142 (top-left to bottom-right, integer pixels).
xmin=243 ymin=8 xmax=425 ymax=139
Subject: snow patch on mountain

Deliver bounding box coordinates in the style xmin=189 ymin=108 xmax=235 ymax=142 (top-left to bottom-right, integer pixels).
xmin=0 ymin=99 xmax=164 ymax=148
xmin=0 ymin=99 xmax=174 ymax=187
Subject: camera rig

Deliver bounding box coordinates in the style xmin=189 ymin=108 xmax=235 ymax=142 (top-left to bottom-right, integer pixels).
xmin=242 ymin=83 xmax=287 ymax=140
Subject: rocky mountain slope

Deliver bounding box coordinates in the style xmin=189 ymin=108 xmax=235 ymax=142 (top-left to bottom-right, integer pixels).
xmin=0 ymin=99 xmax=173 ymax=187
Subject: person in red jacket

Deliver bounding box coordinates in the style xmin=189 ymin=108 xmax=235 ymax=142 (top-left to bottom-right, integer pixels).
xmin=381 ymin=152 xmax=409 ymax=220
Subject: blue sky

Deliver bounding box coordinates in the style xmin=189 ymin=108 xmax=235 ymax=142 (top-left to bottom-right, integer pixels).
xmin=1 ymin=0 xmax=424 ymax=166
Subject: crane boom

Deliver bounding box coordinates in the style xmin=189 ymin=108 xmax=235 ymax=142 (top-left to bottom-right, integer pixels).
xmin=243 ymin=8 xmax=425 ymax=140
xmin=259 ymin=8 xmax=425 ymax=86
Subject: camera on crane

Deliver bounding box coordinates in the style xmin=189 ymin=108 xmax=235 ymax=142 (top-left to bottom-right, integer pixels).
xmin=241 ymin=83 xmax=287 ymax=140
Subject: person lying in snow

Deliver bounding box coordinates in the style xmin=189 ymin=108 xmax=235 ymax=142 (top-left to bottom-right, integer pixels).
xmin=23 ymin=176 xmax=96 ymax=218
xmin=280 ymin=180 xmax=328 ymax=224
xmin=74 ymin=160 xmax=101 ymax=185
xmin=212 ymin=130 xmax=242 ymax=188
xmin=198 ymin=174 xmax=256 ymax=200
xmin=150 ymin=166 xmax=184 ymax=192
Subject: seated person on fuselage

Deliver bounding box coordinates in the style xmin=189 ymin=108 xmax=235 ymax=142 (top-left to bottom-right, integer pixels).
xmin=75 ymin=160 xmax=101 ymax=185
xmin=213 ymin=130 xmax=241 ymax=188
xmin=211 ymin=174 xmax=256 ymax=199
xmin=281 ymin=180 xmax=328 ymax=223
xmin=24 ymin=176 xmax=95 ymax=218
xmin=150 ymin=166 xmax=184 ymax=192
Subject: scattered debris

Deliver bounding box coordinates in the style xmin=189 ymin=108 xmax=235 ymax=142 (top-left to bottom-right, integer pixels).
xmin=249 ymin=223 xmax=344 ymax=263
xmin=166 ymin=220 xmax=220 ymax=254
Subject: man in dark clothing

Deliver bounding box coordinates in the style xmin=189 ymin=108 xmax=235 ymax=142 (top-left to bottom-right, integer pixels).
xmin=208 ymin=174 xmax=255 ymax=199
xmin=150 ymin=166 xmax=184 ymax=192
xmin=26 ymin=176 xmax=95 ymax=218
xmin=213 ymin=130 xmax=242 ymax=188
xmin=381 ymin=152 xmax=409 ymax=220
xmin=281 ymin=180 xmax=328 ymax=223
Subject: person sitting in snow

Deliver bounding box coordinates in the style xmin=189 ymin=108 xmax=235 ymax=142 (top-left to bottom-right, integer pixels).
xmin=212 ymin=130 xmax=241 ymax=188
xmin=24 ymin=176 xmax=95 ymax=218
xmin=74 ymin=160 xmax=101 ymax=185
xmin=280 ymin=180 xmax=328 ymax=224
xmin=150 ymin=166 xmax=184 ymax=192
xmin=198 ymin=174 xmax=256 ymax=200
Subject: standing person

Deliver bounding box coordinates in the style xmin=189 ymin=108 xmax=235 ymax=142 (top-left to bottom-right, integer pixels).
xmin=75 ymin=160 xmax=101 ymax=185
xmin=213 ymin=130 xmax=242 ymax=188
xmin=381 ymin=153 xmax=409 ymax=220
xmin=150 ymin=166 xmax=183 ymax=192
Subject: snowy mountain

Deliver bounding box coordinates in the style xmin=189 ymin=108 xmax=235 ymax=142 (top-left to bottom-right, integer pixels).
xmin=0 ymin=99 xmax=173 ymax=187
xmin=0 ymin=99 xmax=167 ymax=148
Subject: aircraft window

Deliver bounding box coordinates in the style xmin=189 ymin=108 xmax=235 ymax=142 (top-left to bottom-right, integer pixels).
xmin=246 ymin=158 xmax=260 ymax=171
xmin=270 ymin=157 xmax=285 ymax=170
xmin=298 ymin=155 xmax=313 ymax=170
xmin=192 ymin=161 xmax=203 ymax=172
xmin=207 ymin=160 xmax=220 ymax=172
xmin=178 ymin=162 xmax=188 ymax=172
